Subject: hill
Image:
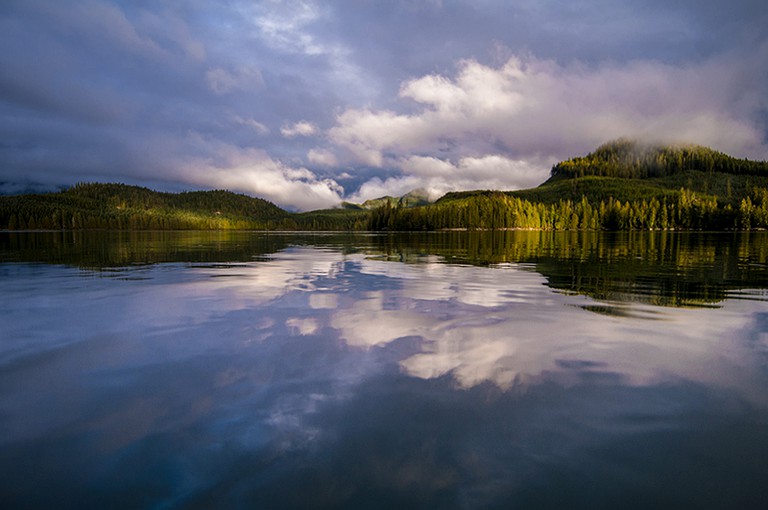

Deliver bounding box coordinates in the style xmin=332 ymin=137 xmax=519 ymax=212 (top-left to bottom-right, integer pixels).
xmin=371 ymin=140 xmax=768 ymax=231
xmin=0 ymin=182 xmax=289 ymax=230
xmin=440 ymin=139 xmax=768 ymax=206
xmin=360 ymin=188 xmax=434 ymax=209
xmin=548 ymin=138 xmax=768 ymax=182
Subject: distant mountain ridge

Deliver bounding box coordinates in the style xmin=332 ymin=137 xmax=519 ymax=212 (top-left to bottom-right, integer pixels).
xmin=0 ymin=181 xmax=67 ymax=196
xmin=359 ymin=188 xmax=434 ymax=209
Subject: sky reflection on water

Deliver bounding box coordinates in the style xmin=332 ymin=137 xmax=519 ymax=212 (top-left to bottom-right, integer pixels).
xmin=1 ymin=236 xmax=768 ymax=508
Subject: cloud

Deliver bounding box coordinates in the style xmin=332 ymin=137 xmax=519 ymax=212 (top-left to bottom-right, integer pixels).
xmin=281 ymin=121 xmax=319 ymax=137
xmin=307 ymin=148 xmax=338 ymax=167
xmin=180 ymin=145 xmax=343 ymax=211
xmin=329 ymin=50 xmax=768 ymax=198
xmin=327 ymin=255 xmax=767 ymax=393
xmin=230 ymin=115 xmax=270 ymax=135
xmin=331 ymin=54 xmax=767 ymax=165
xmin=184 ymin=150 xmax=343 ymax=210
xmin=348 ymin=155 xmax=547 ymax=203
xmin=206 ymin=66 xmax=263 ymax=95
xmin=2 ymin=1 xmax=767 ymax=206
xmin=250 ymin=0 xmax=326 ymax=56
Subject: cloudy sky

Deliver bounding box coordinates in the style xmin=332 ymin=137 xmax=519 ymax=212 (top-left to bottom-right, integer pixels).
xmin=1 ymin=0 xmax=767 ymax=210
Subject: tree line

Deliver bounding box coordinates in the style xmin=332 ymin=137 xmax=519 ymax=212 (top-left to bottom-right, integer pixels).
xmin=367 ymin=188 xmax=768 ymax=231
xmin=550 ymin=138 xmax=768 ymax=181
xmin=6 ymin=185 xmax=768 ymax=232
xmin=0 ymin=183 xmax=290 ymax=231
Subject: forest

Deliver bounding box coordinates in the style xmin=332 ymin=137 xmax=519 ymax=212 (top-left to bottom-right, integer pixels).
xmin=0 ymin=183 xmax=289 ymax=231
xmin=368 ymin=187 xmax=768 ymax=231
xmin=367 ymin=140 xmax=768 ymax=231
xmin=2 ymin=140 xmax=768 ymax=231
xmin=0 ymin=182 xmax=373 ymax=231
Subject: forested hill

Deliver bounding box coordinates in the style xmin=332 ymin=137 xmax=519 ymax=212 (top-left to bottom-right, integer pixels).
xmin=548 ymin=138 xmax=768 ymax=181
xmin=74 ymin=183 xmax=287 ymax=218
xmin=0 ymin=183 xmax=290 ymax=230
xmin=369 ymin=140 xmax=768 ymax=231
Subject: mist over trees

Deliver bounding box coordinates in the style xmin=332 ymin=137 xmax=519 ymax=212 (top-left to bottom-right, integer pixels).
xmin=550 ymin=139 xmax=768 ymax=180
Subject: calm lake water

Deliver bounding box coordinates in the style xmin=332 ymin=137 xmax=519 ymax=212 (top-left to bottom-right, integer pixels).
xmin=2 ymin=230 xmax=768 ymax=509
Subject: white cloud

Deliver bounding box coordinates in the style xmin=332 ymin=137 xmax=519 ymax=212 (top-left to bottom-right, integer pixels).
xmin=179 ymin=142 xmax=342 ymax=211
xmin=230 ymin=115 xmax=270 ymax=134
xmin=346 ymin=175 xmax=425 ymax=203
xmin=286 ymin=317 xmax=320 ymax=336
xmin=330 ymin=109 xmax=426 ymax=166
xmin=307 ymin=148 xmax=338 ymax=167
xmin=347 ymin=154 xmax=550 ymax=203
xmin=281 ymin=120 xmax=319 ymax=137
xmin=331 ymin=51 xmax=768 ymax=199
xmin=330 ymin=256 xmax=768 ymax=393
xmin=401 ymin=59 xmax=524 ymax=114
xmin=251 ymin=0 xmax=326 ymax=56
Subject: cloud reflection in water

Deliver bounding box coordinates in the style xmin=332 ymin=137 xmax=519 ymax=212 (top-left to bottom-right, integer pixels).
xmin=2 ymin=244 xmax=768 ymax=508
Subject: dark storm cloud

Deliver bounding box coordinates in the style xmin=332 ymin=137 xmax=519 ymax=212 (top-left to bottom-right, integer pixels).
xmin=324 ymin=0 xmax=767 ymax=79
xmin=1 ymin=0 xmax=766 ymax=209
xmin=0 ymin=0 xmax=352 ymax=208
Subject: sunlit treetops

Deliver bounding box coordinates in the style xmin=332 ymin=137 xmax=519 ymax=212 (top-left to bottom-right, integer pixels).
xmin=0 ymin=183 xmax=289 ymax=231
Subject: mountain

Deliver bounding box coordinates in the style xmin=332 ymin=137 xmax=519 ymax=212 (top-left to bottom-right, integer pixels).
xmin=370 ymin=140 xmax=768 ymax=231
xmin=441 ymin=139 xmax=768 ymax=206
xmin=360 ymin=188 xmax=434 ymax=209
xmin=361 ymin=196 xmax=398 ymax=209
xmin=399 ymin=188 xmax=433 ymax=207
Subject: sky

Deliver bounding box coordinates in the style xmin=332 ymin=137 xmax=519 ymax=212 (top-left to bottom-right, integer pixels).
xmin=1 ymin=0 xmax=767 ymax=210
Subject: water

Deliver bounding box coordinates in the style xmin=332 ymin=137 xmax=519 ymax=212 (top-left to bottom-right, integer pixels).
xmin=1 ymin=231 xmax=768 ymax=509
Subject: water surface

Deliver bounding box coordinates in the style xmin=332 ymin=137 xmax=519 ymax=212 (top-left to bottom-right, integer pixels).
xmin=1 ymin=231 xmax=767 ymax=509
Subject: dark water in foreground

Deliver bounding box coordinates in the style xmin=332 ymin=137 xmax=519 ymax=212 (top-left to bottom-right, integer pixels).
xmin=1 ymin=231 xmax=768 ymax=509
